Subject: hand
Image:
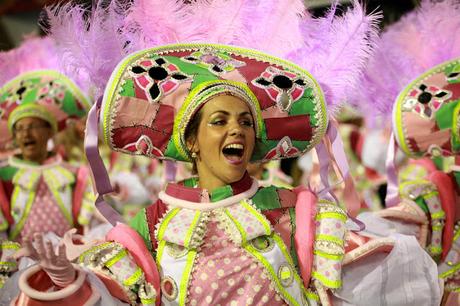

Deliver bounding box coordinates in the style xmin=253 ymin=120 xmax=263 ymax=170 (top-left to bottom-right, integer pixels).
xmin=30 ymin=233 xmax=76 ymax=287
xmin=61 ymin=228 xmax=100 ymax=261
xmin=14 ymin=238 xmax=38 ymax=261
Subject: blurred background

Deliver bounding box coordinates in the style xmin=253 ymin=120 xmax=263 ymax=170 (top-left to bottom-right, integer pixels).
xmin=0 ymin=0 xmax=420 ymax=51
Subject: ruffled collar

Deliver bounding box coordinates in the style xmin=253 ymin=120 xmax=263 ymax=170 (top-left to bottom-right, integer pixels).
xmin=159 ymin=172 xmax=259 ymax=210
xmin=165 ymin=172 xmax=254 ymax=202
xmin=9 ymin=153 xmax=62 ymax=170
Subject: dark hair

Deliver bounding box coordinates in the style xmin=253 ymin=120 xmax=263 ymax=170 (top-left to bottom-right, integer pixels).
xmin=184 ymin=109 xmax=203 ymax=174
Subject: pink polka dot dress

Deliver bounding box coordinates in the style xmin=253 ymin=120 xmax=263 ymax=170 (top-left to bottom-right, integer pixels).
xmin=188 ymin=220 xmax=287 ymax=306
xmin=20 ymin=178 xmax=72 ymax=242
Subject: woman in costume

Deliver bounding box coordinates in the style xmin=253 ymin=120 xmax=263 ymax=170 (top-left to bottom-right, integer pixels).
xmin=350 ymin=0 xmax=460 ymax=302
xmin=10 ymin=40 xmax=440 ymax=305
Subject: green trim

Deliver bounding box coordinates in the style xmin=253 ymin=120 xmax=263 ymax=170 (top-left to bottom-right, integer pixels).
xmin=428 ymin=246 xmax=442 ymax=255
xmin=439 ymin=262 xmax=460 ymax=279
xmin=55 ymin=167 xmax=75 ymax=184
xmin=78 ymin=242 xmax=114 ymax=263
xmin=454 ymin=227 xmax=460 ymax=241
xmin=179 ymin=250 xmax=197 ymax=306
xmin=105 ymin=249 xmax=128 ymax=267
xmin=306 ymin=290 xmax=320 ymax=302
xmin=316 ymin=234 xmax=344 ymax=246
xmin=224 ymin=208 xmax=247 ymax=244
xmin=45 ymin=175 xmax=73 ymax=225
xmin=9 ymin=189 xmax=36 ymax=240
xmin=315 ymin=212 xmax=347 ymax=221
xmin=124 ymin=267 xmax=143 ymax=287
xmin=288 ymin=207 xmax=299 ymax=270
xmin=0 ymin=261 xmax=17 ymax=267
xmin=245 ymin=238 xmax=302 ymax=306
xmin=240 ymin=200 xmax=271 ymax=235
xmin=140 ymin=297 xmax=155 ymax=305
xmin=272 ymin=234 xmax=307 ymax=293
xmin=453 ymin=100 xmax=460 ymax=142
xmin=313 ymin=249 xmax=343 ymax=261
xmin=394 ymin=93 xmax=411 ymax=155
xmin=423 ymin=191 xmax=439 ymax=199
xmin=431 ymin=211 xmax=446 ymax=219
xmin=157 ymin=208 xmax=180 ymax=241
xmin=155 ymin=240 xmax=166 ymax=271
xmin=311 ymin=271 xmax=342 ymax=289
xmin=183 ymin=211 xmax=201 ymax=248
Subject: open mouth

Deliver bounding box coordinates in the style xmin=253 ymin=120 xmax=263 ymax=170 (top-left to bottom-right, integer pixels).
xmin=22 ymin=140 xmax=36 ymax=148
xmin=222 ymin=143 xmax=244 ymax=164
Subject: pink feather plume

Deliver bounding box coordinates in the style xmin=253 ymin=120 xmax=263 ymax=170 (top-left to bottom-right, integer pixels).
xmin=235 ymin=0 xmax=306 ymax=57
xmin=0 ymin=36 xmax=60 ymax=85
xmin=187 ymin=0 xmax=257 ymax=46
xmin=288 ymin=0 xmax=382 ymax=114
xmin=124 ymin=0 xmax=203 ymax=51
xmin=353 ymin=0 xmax=460 ymax=123
xmin=44 ymin=0 xmax=129 ymax=98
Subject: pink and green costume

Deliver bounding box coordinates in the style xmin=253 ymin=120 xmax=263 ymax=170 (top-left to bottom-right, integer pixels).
xmin=11 ymin=43 xmax=441 ymax=306
xmin=0 ymin=71 xmax=95 ymax=286
xmin=349 ymin=2 xmax=460 ymax=300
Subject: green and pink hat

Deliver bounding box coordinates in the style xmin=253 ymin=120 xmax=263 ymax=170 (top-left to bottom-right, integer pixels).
xmin=392 ymin=59 xmax=460 ymax=158
xmin=99 ymin=43 xmax=328 ymax=163
xmin=0 ymin=70 xmax=91 ymax=146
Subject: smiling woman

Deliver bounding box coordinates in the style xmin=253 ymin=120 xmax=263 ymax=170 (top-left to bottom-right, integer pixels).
xmin=186 ymin=95 xmax=256 ymax=191
xmin=11 ymin=42 xmax=433 ymax=306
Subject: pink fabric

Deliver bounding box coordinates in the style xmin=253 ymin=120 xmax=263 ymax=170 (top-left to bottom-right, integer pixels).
xmin=293 ymin=188 xmax=316 ymax=289
xmin=14 ymin=269 xmax=93 ymax=306
xmin=71 ymin=166 xmax=89 ymax=225
xmin=20 ymin=179 xmax=71 ymax=243
xmin=429 ymin=171 xmax=456 ymax=260
xmin=385 ymin=134 xmax=400 ymax=207
xmin=445 ymin=292 xmax=460 ymax=306
xmin=188 ymin=221 xmax=286 ymax=306
xmin=106 ymin=223 xmax=160 ymax=305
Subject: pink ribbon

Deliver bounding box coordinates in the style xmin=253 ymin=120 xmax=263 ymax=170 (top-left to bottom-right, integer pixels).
xmin=316 ymin=121 xmax=361 ymax=218
xmin=84 ymin=98 xmax=123 ymax=226
xmin=385 ymin=133 xmax=400 ymax=207
xmin=293 ymin=187 xmax=317 ymax=288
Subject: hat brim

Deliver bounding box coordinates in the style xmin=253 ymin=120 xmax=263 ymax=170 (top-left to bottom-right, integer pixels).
xmin=101 ymin=43 xmax=328 ymax=162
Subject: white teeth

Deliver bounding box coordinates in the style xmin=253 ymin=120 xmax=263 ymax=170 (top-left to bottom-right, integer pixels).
xmin=224 ymin=143 xmax=244 ymax=150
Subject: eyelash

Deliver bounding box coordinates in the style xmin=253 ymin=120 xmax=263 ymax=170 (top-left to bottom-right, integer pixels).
xmin=210 ymin=119 xmax=253 ymax=127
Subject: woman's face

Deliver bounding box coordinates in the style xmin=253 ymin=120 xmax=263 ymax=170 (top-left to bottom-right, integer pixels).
xmin=188 ymin=95 xmax=255 ymax=190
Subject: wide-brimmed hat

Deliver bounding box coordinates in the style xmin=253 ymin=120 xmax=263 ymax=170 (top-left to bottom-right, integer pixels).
xmin=100 ymin=43 xmax=328 ymax=163
xmin=0 ymin=70 xmax=91 ymax=142
xmin=393 ymin=58 xmax=460 ymax=157
xmin=8 ymin=103 xmax=58 ymax=134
